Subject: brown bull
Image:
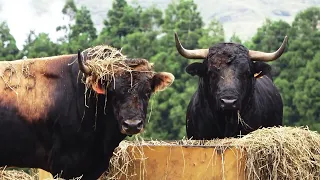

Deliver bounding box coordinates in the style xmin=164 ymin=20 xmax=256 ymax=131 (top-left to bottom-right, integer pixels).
xmin=0 ymin=45 xmax=174 ymax=179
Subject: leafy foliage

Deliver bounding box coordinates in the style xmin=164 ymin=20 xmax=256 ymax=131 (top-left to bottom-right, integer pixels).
xmin=250 ymin=8 xmax=320 ymax=130
xmin=19 ymin=31 xmax=58 ymax=58
xmin=57 ymin=0 xmax=97 ymax=54
xmin=0 ymin=22 xmax=19 ymax=61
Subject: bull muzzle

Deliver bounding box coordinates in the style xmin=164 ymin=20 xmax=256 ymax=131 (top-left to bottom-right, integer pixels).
xmin=121 ymin=119 xmax=144 ymax=135
xmin=220 ymin=98 xmax=239 ymax=110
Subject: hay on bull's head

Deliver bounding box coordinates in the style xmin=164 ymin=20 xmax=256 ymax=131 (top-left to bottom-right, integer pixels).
xmin=82 ymin=45 xmax=127 ymax=89
xmin=104 ymin=126 xmax=320 ymax=180
xmin=80 ymin=45 xmax=153 ymax=91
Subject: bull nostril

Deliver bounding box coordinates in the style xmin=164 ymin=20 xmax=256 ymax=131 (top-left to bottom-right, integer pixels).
xmin=221 ymin=98 xmax=237 ymax=105
xmin=122 ymin=120 xmax=143 ymax=130
xmin=121 ymin=120 xmax=144 ymax=135
xmin=220 ymin=98 xmax=238 ymax=110
xmin=122 ymin=121 xmax=129 ymax=129
xmin=137 ymin=121 xmax=143 ymax=129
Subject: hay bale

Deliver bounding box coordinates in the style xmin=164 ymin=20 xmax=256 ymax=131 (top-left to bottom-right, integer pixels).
xmin=237 ymin=126 xmax=320 ymax=180
xmin=0 ymin=167 xmax=35 ymax=180
xmin=103 ymin=126 xmax=320 ymax=180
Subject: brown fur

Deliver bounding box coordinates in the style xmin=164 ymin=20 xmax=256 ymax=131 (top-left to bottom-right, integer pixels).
xmin=0 ymin=55 xmax=74 ymax=122
xmin=127 ymin=59 xmax=153 ymax=72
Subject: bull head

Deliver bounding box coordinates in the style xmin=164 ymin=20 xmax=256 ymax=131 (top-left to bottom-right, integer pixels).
xmin=77 ymin=48 xmax=175 ymax=135
xmin=174 ymin=32 xmax=288 ymax=61
xmin=174 ymin=32 xmax=288 ymax=112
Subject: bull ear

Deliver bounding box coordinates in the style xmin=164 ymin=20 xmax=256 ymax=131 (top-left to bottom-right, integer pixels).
xmin=152 ymin=72 xmax=175 ymax=92
xmin=253 ymin=62 xmax=271 ymax=79
xmin=186 ymin=62 xmax=206 ymax=77
xmin=86 ymin=77 xmax=106 ymax=94
xmin=92 ymin=82 xmax=106 ymax=94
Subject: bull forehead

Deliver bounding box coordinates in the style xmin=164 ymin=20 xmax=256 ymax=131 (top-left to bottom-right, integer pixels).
xmin=117 ymin=59 xmax=154 ymax=81
xmin=207 ymin=43 xmax=249 ymax=69
xmin=129 ymin=61 xmax=153 ymax=72
xmin=116 ymin=71 xmax=154 ymax=87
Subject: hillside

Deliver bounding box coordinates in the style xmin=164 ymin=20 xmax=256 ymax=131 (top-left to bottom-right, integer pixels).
xmin=0 ymin=0 xmax=320 ymax=48
xmin=75 ymin=0 xmax=320 ymax=41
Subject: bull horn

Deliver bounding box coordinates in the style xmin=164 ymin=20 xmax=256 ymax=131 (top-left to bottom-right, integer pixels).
xmin=249 ymin=36 xmax=288 ymax=61
xmin=77 ymin=49 xmax=91 ymax=75
xmin=174 ymin=32 xmax=209 ymax=59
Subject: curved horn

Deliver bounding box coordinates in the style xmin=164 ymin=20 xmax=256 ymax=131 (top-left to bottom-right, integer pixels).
xmin=249 ymin=36 xmax=288 ymax=61
xmin=174 ymin=32 xmax=209 ymax=59
xmin=78 ymin=49 xmax=92 ymax=75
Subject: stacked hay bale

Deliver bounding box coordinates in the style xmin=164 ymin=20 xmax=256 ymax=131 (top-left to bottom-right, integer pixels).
xmin=103 ymin=126 xmax=320 ymax=180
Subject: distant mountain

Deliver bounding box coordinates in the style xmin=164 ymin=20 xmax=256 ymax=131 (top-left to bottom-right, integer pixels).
xmin=76 ymin=0 xmax=320 ymax=41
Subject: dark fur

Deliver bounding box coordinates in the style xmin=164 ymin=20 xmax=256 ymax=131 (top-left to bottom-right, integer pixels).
xmin=186 ymin=43 xmax=283 ymax=139
xmin=0 ymin=55 xmax=164 ymax=179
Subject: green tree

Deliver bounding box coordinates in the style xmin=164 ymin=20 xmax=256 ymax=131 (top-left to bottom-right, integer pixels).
xmin=121 ymin=6 xmax=163 ymax=58
xmin=293 ymin=51 xmax=320 ymax=130
xmin=60 ymin=2 xmax=97 ymax=54
xmin=249 ymin=7 xmax=320 ymax=132
xmin=250 ymin=19 xmax=290 ymax=51
xmin=96 ymin=0 xmax=141 ymax=48
xmin=0 ymin=22 xmax=19 ymax=61
xmin=19 ymin=31 xmax=58 ymax=58
xmin=282 ymin=7 xmax=320 ymax=128
xmin=56 ymin=0 xmax=77 ymax=42
xmin=142 ymin=0 xmax=211 ymax=140
xmin=69 ymin=6 xmax=97 ymax=42
xmin=199 ymin=19 xmax=225 ymax=47
xmin=229 ymin=33 xmax=242 ymax=43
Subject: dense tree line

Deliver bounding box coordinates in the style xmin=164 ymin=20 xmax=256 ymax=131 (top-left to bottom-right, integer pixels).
xmin=0 ymin=0 xmax=319 ymax=140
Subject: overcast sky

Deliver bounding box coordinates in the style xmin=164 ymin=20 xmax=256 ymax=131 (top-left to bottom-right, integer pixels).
xmin=0 ymin=0 xmax=150 ymax=50
xmin=0 ymin=0 xmax=68 ymax=49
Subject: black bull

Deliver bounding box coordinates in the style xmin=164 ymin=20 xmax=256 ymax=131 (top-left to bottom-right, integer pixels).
xmin=0 ymin=50 xmax=174 ymax=179
xmin=175 ymin=33 xmax=288 ymax=140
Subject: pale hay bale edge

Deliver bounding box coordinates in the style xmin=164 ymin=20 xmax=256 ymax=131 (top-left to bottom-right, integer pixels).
xmin=0 ymin=167 xmax=35 ymax=180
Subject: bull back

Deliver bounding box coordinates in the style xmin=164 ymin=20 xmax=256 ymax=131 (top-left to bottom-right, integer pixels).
xmin=0 ymin=55 xmax=73 ymax=122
